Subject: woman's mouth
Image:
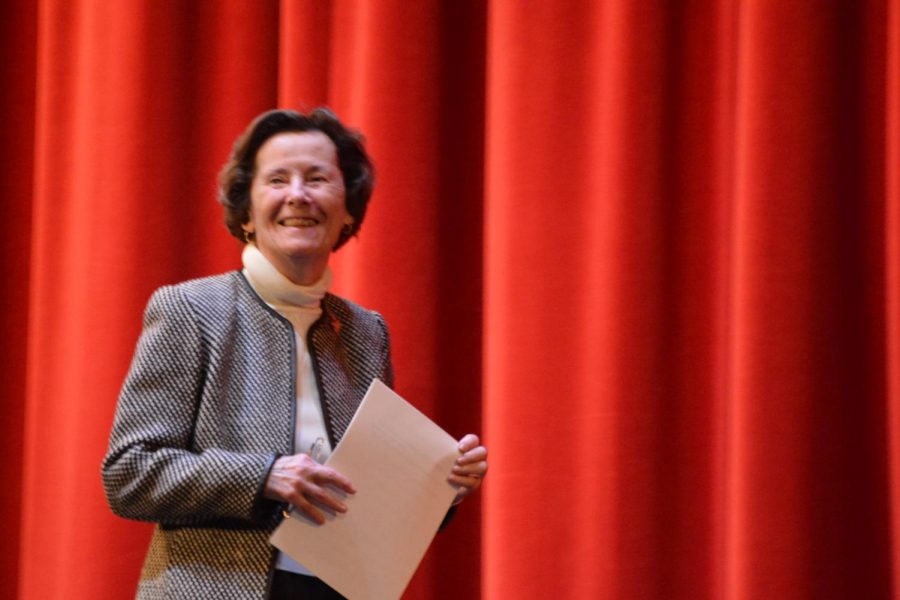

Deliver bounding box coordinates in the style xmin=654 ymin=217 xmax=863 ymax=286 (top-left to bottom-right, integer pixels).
xmin=280 ymin=217 xmax=320 ymax=227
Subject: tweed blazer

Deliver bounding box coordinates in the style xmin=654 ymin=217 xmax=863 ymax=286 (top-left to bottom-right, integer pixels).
xmin=102 ymin=271 xmax=394 ymax=599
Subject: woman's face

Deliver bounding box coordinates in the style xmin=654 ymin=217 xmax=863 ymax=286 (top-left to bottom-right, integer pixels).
xmin=245 ymin=131 xmax=351 ymax=284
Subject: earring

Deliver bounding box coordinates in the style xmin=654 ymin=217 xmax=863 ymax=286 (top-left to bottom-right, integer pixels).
xmin=341 ymin=223 xmax=354 ymax=238
xmin=243 ymin=229 xmax=254 ymax=243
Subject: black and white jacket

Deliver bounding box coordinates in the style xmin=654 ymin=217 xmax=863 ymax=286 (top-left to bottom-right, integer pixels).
xmin=102 ymin=271 xmax=393 ymax=599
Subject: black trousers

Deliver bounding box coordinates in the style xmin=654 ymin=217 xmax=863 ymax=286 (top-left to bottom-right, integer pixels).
xmin=269 ymin=570 xmax=346 ymax=600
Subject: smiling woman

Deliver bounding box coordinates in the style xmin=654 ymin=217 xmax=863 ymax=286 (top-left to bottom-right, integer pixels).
xmin=244 ymin=130 xmax=352 ymax=285
xmin=100 ymin=108 xmax=489 ymax=600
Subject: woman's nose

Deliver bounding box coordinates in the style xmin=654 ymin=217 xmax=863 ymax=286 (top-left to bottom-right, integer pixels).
xmin=286 ymin=177 xmax=307 ymax=203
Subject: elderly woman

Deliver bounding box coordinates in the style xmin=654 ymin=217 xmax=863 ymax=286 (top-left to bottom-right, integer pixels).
xmin=102 ymin=108 xmax=487 ymax=600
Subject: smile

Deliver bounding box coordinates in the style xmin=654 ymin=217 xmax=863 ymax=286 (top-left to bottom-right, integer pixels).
xmin=280 ymin=217 xmax=320 ymax=227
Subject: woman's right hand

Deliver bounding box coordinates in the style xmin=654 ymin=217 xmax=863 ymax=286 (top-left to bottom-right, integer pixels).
xmin=263 ymin=454 xmax=356 ymax=524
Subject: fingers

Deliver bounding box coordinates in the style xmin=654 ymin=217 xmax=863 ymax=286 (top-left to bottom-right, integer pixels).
xmin=265 ymin=453 xmax=356 ymax=525
xmin=290 ymin=495 xmax=327 ymax=525
xmin=456 ymin=434 xmax=488 ymax=476
xmin=457 ymin=445 xmax=487 ymax=465
xmin=457 ymin=433 xmax=480 ymax=453
xmin=449 ymin=433 xmax=488 ymax=506
xmin=453 ymin=458 xmax=487 ymax=477
xmin=303 ymin=475 xmax=351 ymax=511
xmin=449 ymin=471 xmax=482 ymax=506
xmin=288 ymin=479 xmax=349 ymax=525
xmin=448 ymin=472 xmax=483 ymax=488
xmin=316 ymin=467 xmax=356 ymax=496
xmin=450 ymin=457 xmax=487 ymax=490
xmin=457 ymin=434 xmax=487 ymax=464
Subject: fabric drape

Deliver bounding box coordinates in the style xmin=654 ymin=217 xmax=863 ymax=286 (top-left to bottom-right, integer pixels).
xmin=3 ymin=1 xmax=898 ymax=599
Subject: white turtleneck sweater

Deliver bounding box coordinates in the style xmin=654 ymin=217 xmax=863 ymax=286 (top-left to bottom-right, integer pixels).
xmin=241 ymin=243 xmax=332 ymax=577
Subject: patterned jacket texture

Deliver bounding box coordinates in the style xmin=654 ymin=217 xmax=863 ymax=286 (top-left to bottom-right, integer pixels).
xmin=102 ymin=271 xmax=394 ymax=599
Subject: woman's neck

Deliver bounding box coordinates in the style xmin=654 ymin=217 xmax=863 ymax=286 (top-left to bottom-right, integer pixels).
xmin=242 ymin=244 xmax=331 ymax=308
xmin=257 ymin=247 xmax=328 ymax=286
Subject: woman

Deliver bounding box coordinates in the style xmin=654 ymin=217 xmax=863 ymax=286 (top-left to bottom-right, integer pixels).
xmin=102 ymin=108 xmax=487 ymax=599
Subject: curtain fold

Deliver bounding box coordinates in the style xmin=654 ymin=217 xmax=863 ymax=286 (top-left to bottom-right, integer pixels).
xmin=4 ymin=1 xmax=898 ymax=599
xmin=20 ymin=2 xmax=280 ymax=597
xmin=726 ymin=3 xmax=892 ymax=597
xmin=887 ymin=0 xmax=900 ymax=594
xmin=484 ymin=2 xmax=734 ymax=597
xmin=0 ymin=3 xmax=36 ymax=599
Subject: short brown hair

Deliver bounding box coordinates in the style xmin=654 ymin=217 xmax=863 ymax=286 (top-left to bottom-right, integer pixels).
xmin=218 ymin=108 xmax=374 ymax=250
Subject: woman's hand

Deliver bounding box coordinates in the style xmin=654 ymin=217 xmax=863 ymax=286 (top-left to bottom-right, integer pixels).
xmin=264 ymin=454 xmax=356 ymax=524
xmin=449 ymin=433 xmax=488 ymax=505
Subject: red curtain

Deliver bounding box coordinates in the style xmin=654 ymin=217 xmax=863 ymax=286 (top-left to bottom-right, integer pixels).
xmin=3 ymin=1 xmax=898 ymax=598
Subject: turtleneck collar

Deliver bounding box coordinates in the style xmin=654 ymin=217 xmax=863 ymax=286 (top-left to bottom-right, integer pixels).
xmin=242 ymin=244 xmax=332 ymax=309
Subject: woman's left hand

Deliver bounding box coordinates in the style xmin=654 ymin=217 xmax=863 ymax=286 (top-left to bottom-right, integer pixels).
xmin=449 ymin=433 xmax=488 ymax=505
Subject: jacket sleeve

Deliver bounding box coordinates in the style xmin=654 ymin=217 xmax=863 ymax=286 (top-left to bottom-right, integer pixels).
xmin=374 ymin=312 xmax=395 ymax=389
xmin=101 ymin=285 xmax=278 ymax=526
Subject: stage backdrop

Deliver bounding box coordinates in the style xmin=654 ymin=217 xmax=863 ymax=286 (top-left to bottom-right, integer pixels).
xmin=3 ymin=1 xmax=899 ymax=599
